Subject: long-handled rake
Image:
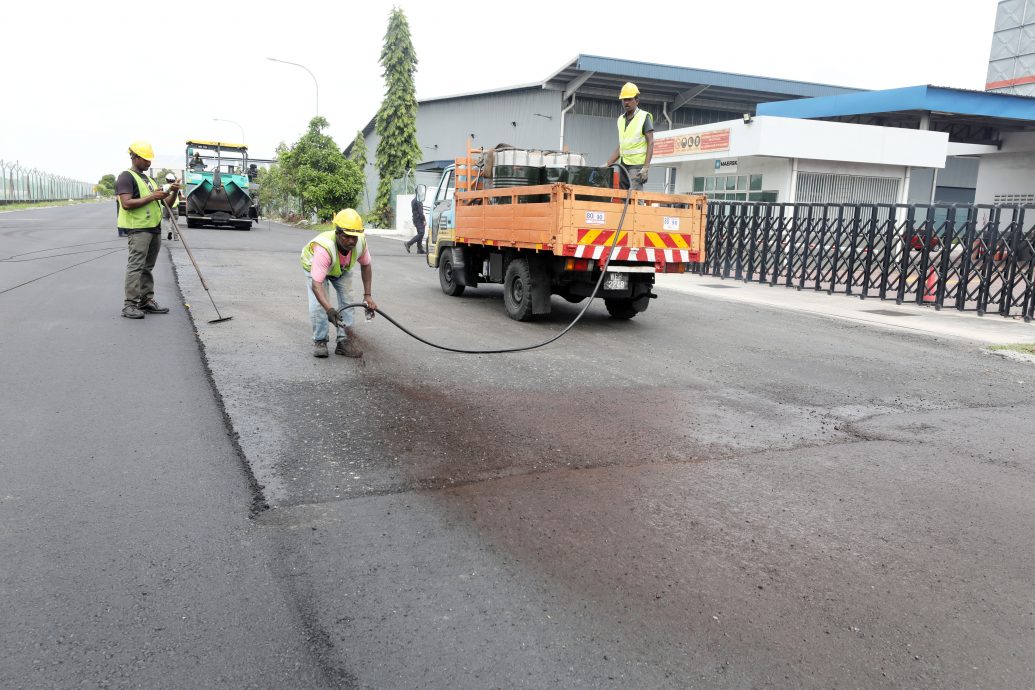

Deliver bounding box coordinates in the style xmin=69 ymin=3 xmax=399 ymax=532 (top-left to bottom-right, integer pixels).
xmin=164 ymin=202 xmax=233 ymax=323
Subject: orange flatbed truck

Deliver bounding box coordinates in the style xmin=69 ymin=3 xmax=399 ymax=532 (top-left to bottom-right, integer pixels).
xmin=426 ymin=148 xmax=708 ymax=321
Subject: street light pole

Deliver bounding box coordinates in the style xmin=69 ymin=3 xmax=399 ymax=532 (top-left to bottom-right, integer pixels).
xmin=213 ymin=117 xmax=245 ymax=144
xmin=266 ymin=57 xmax=319 ymax=117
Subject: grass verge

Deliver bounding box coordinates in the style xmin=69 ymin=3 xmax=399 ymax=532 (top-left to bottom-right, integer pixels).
xmin=988 ymin=343 xmax=1035 ymax=355
xmin=0 ymin=199 xmax=100 ymax=212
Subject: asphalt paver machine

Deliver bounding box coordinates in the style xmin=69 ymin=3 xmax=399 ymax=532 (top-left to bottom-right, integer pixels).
xmin=180 ymin=140 xmax=260 ymax=229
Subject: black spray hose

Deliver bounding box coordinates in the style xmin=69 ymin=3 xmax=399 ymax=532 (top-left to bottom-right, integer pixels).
xmin=338 ymin=164 xmax=636 ymax=354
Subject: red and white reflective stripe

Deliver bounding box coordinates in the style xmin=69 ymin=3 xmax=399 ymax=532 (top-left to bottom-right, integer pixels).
xmin=564 ymin=244 xmax=689 ymax=263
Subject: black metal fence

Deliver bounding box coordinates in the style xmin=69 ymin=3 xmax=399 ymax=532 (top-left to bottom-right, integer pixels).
xmin=700 ymin=202 xmax=1035 ymax=322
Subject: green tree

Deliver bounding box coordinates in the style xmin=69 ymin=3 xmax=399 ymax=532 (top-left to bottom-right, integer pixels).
xmin=349 ymin=130 xmax=368 ymax=169
xmin=256 ymin=143 xmax=298 ymax=220
xmin=372 ymin=7 xmax=421 ymax=227
xmin=281 ymin=116 xmax=363 ymax=221
xmin=96 ymin=174 xmax=116 ymax=197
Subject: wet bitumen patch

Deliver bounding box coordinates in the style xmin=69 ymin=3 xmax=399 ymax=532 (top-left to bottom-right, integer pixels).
xmin=244 ymin=368 xmax=859 ymax=508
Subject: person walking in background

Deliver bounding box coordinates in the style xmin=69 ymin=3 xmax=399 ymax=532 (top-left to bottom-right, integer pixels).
xmin=604 ymin=82 xmax=654 ymax=191
xmin=116 ymin=141 xmax=178 ymax=319
xmin=405 ymin=185 xmax=427 ymax=254
xmin=300 ymin=209 xmax=377 ymax=359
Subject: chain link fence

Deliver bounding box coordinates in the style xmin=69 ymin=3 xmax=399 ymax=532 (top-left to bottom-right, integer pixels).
xmin=0 ymin=160 xmax=94 ymax=204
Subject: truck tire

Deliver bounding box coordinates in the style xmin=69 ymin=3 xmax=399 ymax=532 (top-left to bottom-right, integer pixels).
xmin=439 ymin=249 xmax=465 ymax=297
xmin=186 ymin=219 xmax=200 ymax=229
xmin=504 ymin=257 xmax=534 ymax=321
xmin=232 ymin=220 xmax=252 ymax=230
xmin=604 ymin=298 xmax=638 ymax=319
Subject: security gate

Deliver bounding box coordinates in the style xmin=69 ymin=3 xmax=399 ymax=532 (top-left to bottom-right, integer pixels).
xmin=700 ymin=202 xmax=1035 ymax=322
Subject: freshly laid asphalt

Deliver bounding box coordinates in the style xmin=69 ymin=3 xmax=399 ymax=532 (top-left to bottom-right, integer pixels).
xmin=3 ymin=201 xmax=1035 ymax=688
xmin=0 ymin=204 xmax=327 ymax=688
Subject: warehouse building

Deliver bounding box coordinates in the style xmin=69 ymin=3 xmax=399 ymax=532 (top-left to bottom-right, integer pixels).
xmin=352 ymin=45 xmax=1035 ymax=219
xmin=350 ymin=54 xmax=862 ymax=211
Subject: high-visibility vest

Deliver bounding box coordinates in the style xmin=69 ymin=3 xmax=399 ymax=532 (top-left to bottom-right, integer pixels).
xmin=117 ymin=170 xmax=162 ymax=230
xmin=617 ymin=109 xmax=649 ymax=165
xmin=300 ymin=230 xmax=366 ymax=277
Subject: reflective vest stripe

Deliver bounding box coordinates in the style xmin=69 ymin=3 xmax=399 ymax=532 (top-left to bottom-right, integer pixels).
xmin=617 ymin=109 xmax=649 ymax=165
xmin=300 ymin=230 xmax=366 ymax=277
xmin=117 ymin=170 xmax=162 ymax=230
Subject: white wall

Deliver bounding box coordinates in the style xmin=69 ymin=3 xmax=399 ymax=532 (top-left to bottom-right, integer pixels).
xmin=672 ymin=156 xmax=792 ymax=199
xmin=973 ymin=132 xmax=1035 ymax=204
xmin=656 ymin=116 xmax=949 ymax=169
xmin=671 ymin=156 xmax=913 ymax=203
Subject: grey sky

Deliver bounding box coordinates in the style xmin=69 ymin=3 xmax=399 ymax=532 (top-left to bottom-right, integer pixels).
xmin=1 ymin=0 xmax=998 ymax=183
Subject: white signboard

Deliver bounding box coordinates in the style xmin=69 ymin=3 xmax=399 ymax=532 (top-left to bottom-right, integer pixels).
xmin=714 ymin=159 xmax=738 ymax=175
xmin=585 ymin=211 xmax=606 ymax=225
xmin=663 ymin=217 xmax=681 ymax=231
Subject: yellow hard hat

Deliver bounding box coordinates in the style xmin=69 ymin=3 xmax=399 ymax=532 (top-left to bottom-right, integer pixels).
xmin=128 ymin=140 xmax=155 ymax=161
xmin=332 ymin=208 xmax=364 ymax=236
xmin=619 ymin=82 xmax=640 ymax=99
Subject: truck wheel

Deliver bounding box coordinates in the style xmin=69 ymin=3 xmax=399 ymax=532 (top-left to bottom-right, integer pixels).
xmin=439 ymin=249 xmax=465 ymax=297
xmin=186 ymin=219 xmax=200 ymax=229
xmin=504 ymin=257 xmax=534 ymax=321
xmin=604 ymin=298 xmax=638 ymax=319
xmin=232 ymin=220 xmax=252 ymax=230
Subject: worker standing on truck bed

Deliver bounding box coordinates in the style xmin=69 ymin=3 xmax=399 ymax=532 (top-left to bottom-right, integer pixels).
xmin=300 ymin=208 xmax=377 ymax=359
xmin=117 ymin=140 xmax=178 ymax=319
xmin=604 ymin=82 xmax=654 ymax=191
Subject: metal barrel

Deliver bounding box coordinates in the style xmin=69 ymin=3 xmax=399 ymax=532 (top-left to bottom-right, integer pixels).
xmin=493 ymin=165 xmax=546 ymax=203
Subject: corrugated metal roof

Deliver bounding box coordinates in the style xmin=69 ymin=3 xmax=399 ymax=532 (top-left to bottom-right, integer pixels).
xmin=562 ymin=54 xmax=862 ymax=98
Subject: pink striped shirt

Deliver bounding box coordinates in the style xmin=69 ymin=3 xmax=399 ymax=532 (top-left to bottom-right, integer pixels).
xmin=310 ymin=243 xmax=371 ymax=282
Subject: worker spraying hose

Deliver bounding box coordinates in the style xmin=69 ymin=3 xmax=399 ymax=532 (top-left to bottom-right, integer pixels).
xmin=300 ymin=209 xmax=377 ymax=359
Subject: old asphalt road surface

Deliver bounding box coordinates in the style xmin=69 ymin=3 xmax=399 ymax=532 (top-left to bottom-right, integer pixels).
xmin=5 ymin=202 xmax=1034 ymax=688
xmin=171 ymin=213 xmax=1033 ymax=688
xmin=0 ymin=203 xmax=326 ymax=688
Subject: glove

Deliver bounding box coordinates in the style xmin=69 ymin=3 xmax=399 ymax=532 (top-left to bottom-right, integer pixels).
xmin=636 ymin=166 xmax=650 ymax=183
xmin=326 ymin=308 xmax=343 ymax=327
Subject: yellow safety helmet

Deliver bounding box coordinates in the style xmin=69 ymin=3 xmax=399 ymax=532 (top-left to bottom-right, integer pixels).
xmin=619 ymin=82 xmax=640 ymax=99
xmin=332 ymin=208 xmax=364 ymax=236
xmin=128 ymin=140 xmax=155 ymax=161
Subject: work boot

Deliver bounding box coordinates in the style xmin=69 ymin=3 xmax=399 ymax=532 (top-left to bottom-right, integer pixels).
xmin=121 ymin=305 xmax=145 ymax=319
xmin=404 ymin=241 xmax=412 ymax=253
xmin=334 ymin=338 xmax=362 ymax=358
xmin=139 ymin=299 xmax=170 ymax=314
xmin=312 ymin=340 xmax=329 ymax=358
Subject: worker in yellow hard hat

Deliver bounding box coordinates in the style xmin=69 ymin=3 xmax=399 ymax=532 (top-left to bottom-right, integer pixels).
xmin=116 ymin=140 xmax=179 ymax=319
xmin=604 ymin=82 xmax=655 ymax=191
xmin=299 ymin=208 xmax=377 ymax=358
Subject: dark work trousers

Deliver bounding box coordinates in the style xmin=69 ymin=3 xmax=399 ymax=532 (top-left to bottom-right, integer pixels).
xmin=406 ymin=224 xmax=426 ymax=253
xmin=124 ymin=230 xmax=161 ymax=306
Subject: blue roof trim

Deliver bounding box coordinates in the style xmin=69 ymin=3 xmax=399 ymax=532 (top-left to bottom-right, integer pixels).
xmin=575 ymin=54 xmax=861 ymax=98
xmin=757 ymin=85 xmax=1035 ymax=121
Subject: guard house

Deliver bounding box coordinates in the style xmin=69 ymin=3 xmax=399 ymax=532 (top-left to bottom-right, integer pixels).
xmin=659 ymin=114 xmax=953 ymax=204
xmin=752 ymin=85 xmax=1035 ymax=205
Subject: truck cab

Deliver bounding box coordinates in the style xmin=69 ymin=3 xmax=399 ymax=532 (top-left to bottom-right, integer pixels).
xmin=427 ymin=164 xmax=456 ymax=265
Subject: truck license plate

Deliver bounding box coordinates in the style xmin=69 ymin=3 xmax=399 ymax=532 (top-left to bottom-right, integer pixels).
xmin=603 ymin=272 xmax=628 ymax=290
